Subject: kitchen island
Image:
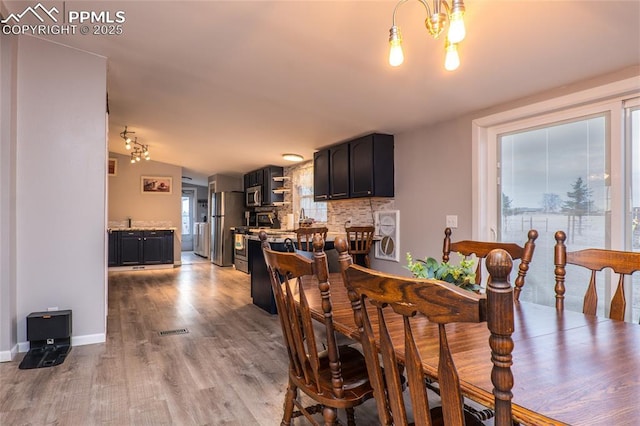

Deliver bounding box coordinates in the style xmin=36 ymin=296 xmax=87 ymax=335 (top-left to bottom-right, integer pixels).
xmin=247 ymin=230 xmax=338 ymax=314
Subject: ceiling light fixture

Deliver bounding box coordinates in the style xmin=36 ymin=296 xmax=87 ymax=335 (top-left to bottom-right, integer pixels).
xmin=282 ymin=153 xmax=304 ymax=162
xmin=120 ymin=126 xmax=151 ymax=164
xmin=388 ymin=0 xmax=466 ymax=71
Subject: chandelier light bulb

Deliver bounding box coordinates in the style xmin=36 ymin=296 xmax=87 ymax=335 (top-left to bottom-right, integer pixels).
xmin=130 ymin=156 xmax=136 ymax=164
xmin=388 ymin=26 xmax=404 ymax=67
xmin=125 ymin=141 xmax=131 ymax=150
xmin=387 ymin=0 xmax=466 ymax=71
xmin=447 ymin=11 xmax=466 ymax=44
xmin=444 ymin=42 xmax=460 ymax=71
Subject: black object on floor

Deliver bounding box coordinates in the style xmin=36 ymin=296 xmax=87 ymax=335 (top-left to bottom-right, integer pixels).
xmin=19 ymin=309 xmax=72 ymax=370
xmin=19 ymin=344 xmax=71 ymax=369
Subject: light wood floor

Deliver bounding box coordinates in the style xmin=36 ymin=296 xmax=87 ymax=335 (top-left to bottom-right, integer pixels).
xmin=0 ymin=263 xmax=381 ymax=425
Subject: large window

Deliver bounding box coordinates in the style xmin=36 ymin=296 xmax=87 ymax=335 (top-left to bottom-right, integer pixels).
xmin=626 ymin=99 xmax=640 ymax=321
xmin=292 ymin=162 xmax=327 ymax=224
xmin=499 ymin=115 xmax=608 ymax=313
xmin=473 ymin=78 xmax=639 ymax=321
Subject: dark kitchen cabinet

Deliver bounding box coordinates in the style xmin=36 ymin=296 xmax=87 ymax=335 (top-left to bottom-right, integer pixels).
xmin=263 ymin=166 xmax=284 ymax=205
xmin=109 ymin=229 xmax=174 ymax=266
xmin=350 ymin=133 xmax=394 ymax=198
xmin=244 ymin=165 xmax=283 ymax=206
xmin=329 ymin=143 xmax=350 ymax=200
xmin=244 ymin=169 xmax=264 ymax=189
xmin=314 ymin=133 xmax=394 ymax=201
xmin=248 ymin=238 xmax=281 ymax=314
xmin=162 ymin=230 xmax=175 ymax=263
xmin=314 ymin=143 xmax=349 ymax=201
xmin=119 ymin=231 xmax=144 ymax=265
xmin=313 ymin=149 xmax=330 ymax=201
xmin=142 ymin=230 xmax=173 ymax=264
xmin=108 ymin=230 xmax=118 ymax=267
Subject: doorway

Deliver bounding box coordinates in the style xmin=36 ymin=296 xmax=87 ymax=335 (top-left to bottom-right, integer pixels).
xmin=182 ymin=188 xmax=196 ymax=251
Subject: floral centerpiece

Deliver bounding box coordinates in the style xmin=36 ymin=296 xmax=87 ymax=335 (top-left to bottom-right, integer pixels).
xmin=406 ymin=252 xmax=480 ymax=292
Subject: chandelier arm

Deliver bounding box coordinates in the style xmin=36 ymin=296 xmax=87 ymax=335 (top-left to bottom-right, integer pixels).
xmin=392 ymin=0 xmax=432 ymax=26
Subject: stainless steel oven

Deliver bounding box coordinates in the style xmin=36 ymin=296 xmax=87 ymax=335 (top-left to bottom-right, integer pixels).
xmin=233 ymin=228 xmax=249 ymax=273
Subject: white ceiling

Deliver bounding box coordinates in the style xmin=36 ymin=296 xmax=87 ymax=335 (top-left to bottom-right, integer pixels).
xmin=4 ymin=1 xmax=640 ymax=185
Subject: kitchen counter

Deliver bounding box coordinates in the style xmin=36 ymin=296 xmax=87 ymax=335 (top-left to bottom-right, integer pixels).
xmin=246 ymin=229 xmax=346 ymax=243
xmin=246 ymin=229 xmax=380 ymax=243
xmin=247 ymin=227 xmax=378 ymax=314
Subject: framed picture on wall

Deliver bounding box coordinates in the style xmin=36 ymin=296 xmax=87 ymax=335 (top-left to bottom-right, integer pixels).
xmin=374 ymin=210 xmax=399 ymax=262
xmin=141 ymin=176 xmax=173 ymax=194
xmin=108 ymin=158 xmax=117 ymax=176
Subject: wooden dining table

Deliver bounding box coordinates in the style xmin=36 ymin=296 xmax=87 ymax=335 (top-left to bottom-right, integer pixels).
xmin=301 ymin=273 xmax=640 ymax=426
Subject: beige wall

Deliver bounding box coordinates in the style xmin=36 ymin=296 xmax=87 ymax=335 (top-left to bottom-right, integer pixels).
xmin=107 ymin=151 xmax=182 ymax=262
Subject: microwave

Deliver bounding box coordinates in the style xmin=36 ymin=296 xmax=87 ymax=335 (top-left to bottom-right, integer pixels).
xmin=246 ymin=185 xmax=262 ymax=207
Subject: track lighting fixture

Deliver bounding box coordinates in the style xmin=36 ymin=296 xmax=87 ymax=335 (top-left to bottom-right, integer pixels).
xmin=120 ymin=126 xmax=151 ymax=164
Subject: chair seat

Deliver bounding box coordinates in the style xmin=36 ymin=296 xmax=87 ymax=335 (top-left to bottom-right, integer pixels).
xmin=293 ymin=345 xmax=373 ymax=407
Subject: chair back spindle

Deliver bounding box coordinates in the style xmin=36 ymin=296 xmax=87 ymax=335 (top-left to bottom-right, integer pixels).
xmin=442 ymin=227 xmax=538 ymax=301
xmin=260 ymin=231 xmax=373 ymax=425
xmin=336 ymin=237 xmax=515 ymax=426
xmin=554 ymin=230 xmax=640 ymax=321
xmin=295 ymin=226 xmax=329 ymax=252
xmin=345 ymin=225 xmax=375 ymax=268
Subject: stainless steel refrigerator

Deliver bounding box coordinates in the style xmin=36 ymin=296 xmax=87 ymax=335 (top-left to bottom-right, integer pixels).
xmin=210 ymin=191 xmax=245 ymax=266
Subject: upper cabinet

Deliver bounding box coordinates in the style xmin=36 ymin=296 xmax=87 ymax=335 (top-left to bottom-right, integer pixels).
xmin=314 ymin=133 xmax=394 ymax=201
xmin=244 ymin=169 xmax=264 ymax=189
xmin=244 ymin=165 xmax=283 ymax=206
xmin=263 ymin=165 xmax=284 ymax=206
xmin=350 ymin=133 xmax=394 ymax=198
xmin=313 ymin=149 xmax=330 ymax=201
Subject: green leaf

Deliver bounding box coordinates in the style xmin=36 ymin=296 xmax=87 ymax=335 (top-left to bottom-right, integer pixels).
xmin=405 ymin=251 xmax=479 ymax=292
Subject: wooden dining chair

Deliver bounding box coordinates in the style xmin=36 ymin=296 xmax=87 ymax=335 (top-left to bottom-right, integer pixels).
xmin=554 ymin=230 xmax=640 ymax=322
xmin=443 ymin=227 xmax=538 ymax=301
xmin=345 ymin=225 xmax=375 ymax=268
xmin=259 ymin=231 xmax=373 ymax=425
xmin=295 ymin=226 xmax=329 ymax=252
xmin=336 ymin=237 xmax=515 ymax=426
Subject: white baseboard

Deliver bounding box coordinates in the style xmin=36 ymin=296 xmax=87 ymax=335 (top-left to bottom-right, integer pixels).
xmin=10 ymin=332 xmax=106 ymax=357
xmin=72 ymin=333 xmax=106 ymax=347
xmin=0 ymin=344 xmax=18 ymax=362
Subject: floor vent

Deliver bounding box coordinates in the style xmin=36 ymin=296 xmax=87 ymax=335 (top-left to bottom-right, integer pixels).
xmin=159 ymin=328 xmax=189 ymax=336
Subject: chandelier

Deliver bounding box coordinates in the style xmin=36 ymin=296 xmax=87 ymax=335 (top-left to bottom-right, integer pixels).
xmin=120 ymin=126 xmax=150 ymax=163
xmin=388 ymin=0 xmax=466 ymax=71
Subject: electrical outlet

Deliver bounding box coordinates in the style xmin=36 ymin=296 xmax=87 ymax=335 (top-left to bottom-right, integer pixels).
xmin=446 ymin=215 xmax=458 ymax=228
xmin=47 ymin=307 xmax=58 ymax=312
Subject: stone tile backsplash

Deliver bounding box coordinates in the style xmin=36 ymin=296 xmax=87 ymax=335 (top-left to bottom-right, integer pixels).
xmin=108 ymin=220 xmax=175 ymax=229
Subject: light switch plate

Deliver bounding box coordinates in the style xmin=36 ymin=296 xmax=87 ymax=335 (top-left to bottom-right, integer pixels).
xmin=446 ymin=215 xmax=458 ymax=228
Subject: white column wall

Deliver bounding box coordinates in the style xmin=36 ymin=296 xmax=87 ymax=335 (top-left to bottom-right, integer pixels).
xmin=14 ymin=36 xmax=107 ymax=349
xmin=0 ymin=30 xmax=19 ymax=361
